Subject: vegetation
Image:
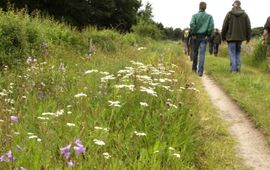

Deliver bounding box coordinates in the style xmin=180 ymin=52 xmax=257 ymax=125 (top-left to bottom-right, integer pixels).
xmin=0 ymin=0 xmax=141 ymax=31
xmin=0 ymin=10 xmax=245 ymax=169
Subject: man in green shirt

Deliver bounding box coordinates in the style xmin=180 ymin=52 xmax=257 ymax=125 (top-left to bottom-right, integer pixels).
xmin=262 ymin=16 xmax=270 ymax=70
xmin=190 ymin=2 xmax=214 ymax=76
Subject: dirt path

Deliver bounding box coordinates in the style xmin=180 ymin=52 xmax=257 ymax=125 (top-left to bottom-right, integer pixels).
xmin=201 ymin=75 xmax=270 ymax=170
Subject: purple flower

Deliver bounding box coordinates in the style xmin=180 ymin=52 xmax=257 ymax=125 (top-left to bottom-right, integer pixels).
xmin=6 ymin=150 xmax=14 ymax=161
xmin=67 ymin=160 xmax=74 ymax=167
xmin=10 ymin=116 xmax=18 ymax=122
xmin=0 ymin=154 xmax=5 ymax=162
xmin=60 ymin=144 xmax=71 ymax=154
xmin=75 ymin=139 xmax=83 ymax=148
xmin=73 ymin=146 xmax=86 ymax=154
xmin=60 ymin=144 xmax=71 ymax=160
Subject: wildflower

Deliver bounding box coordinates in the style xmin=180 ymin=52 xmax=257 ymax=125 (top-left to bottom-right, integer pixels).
xmin=0 ymin=92 xmax=7 ymax=96
xmin=0 ymin=120 xmax=4 ymax=123
xmin=0 ymin=155 xmax=5 ymax=162
xmin=169 ymin=147 xmax=175 ymax=151
xmin=67 ymin=160 xmax=75 ymax=167
xmin=14 ymin=132 xmax=20 ymax=135
xmin=20 ymin=167 xmax=27 ymax=170
xmin=94 ymin=126 xmax=109 ymax=132
xmin=67 ymin=123 xmax=76 ymax=127
xmin=134 ymin=131 xmax=146 ymax=136
xmin=84 ymin=70 xmax=98 ymax=74
xmin=74 ymin=93 xmax=87 ymax=98
xmin=137 ymin=47 xmax=147 ymax=51
xmin=140 ymin=102 xmax=149 ymax=107
xmin=99 ymin=71 xmax=110 ymax=75
xmin=28 ymin=135 xmax=38 ymax=139
xmin=37 ymin=116 xmax=50 ymax=120
xmin=102 ymin=152 xmax=111 ymax=159
xmin=67 ymin=111 xmax=72 ymax=114
xmin=60 ymin=144 xmax=71 ymax=159
xmin=74 ymin=140 xmax=86 ymax=154
xmin=101 ymin=75 xmax=116 ymax=82
xmin=6 ymin=150 xmax=13 ymax=161
xmin=140 ymin=87 xmax=157 ymax=97
xmin=93 ymin=139 xmax=105 ymax=146
xmin=173 ymin=153 xmax=181 ymax=158
xmin=108 ymin=100 xmax=121 ymax=107
xmin=67 ymin=105 xmax=72 ymax=108
xmin=154 ymin=150 xmax=159 ymax=154
xmin=37 ymin=138 xmax=42 ymax=142
xmin=10 ymin=116 xmax=18 ymax=122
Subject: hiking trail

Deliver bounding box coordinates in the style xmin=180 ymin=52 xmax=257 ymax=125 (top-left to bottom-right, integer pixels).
xmin=201 ymin=75 xmax=270 ymax=170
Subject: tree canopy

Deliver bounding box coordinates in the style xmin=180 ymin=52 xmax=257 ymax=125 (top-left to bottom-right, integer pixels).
xmin=0 ymin=0 xmax=141 ymax=31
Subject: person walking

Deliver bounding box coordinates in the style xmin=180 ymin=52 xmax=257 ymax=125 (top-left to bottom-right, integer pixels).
xmin=190 ymin=2 xmax=214 ymax=76
xmin=208 ymin=31 xmax=214 ymax=55
xmin=212 ymin=28 xmax=222 ymax=56
xmin=182 ymin=28 xmax=193 ymax=60
xmin=262 ymin=16 xmax=270 ymax=70
xmin=221 ymin=0 xmax=251 ymax=73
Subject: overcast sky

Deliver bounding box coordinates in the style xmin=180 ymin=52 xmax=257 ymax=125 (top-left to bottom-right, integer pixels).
xmin=141 ymin=0 xmax=269 ymax=29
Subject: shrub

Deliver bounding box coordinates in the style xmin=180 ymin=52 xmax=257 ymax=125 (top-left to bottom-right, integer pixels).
xmin=132 ymin=20 xmax=164 ymax=40
xmin=251 ymin=39 xmax=267 ymax=66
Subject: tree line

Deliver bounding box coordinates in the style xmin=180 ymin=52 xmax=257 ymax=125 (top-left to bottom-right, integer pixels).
xmin=0 ymin=0 xmax=182 ymax=40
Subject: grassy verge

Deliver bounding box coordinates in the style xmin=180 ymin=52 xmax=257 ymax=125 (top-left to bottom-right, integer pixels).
xmin=205 ymin=44 xmax=270 ymax=143
xmin=0 ymin=10 xmax=245 ymax=169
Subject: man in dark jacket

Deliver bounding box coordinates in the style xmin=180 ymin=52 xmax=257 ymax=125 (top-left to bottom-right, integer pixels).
xmin=190 ymin=2 xmax=214 ymax=76
xmin=212 ymin=28 xmax=222 ymax=56
xmin=262 ymin=16 xmax=270 ymax=69
xmin=222 ymin=0 xmax=251 ymax=72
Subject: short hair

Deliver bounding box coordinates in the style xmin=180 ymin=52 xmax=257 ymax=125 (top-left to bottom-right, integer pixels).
xmin=199 ymin=2 xmax=207 ymax=11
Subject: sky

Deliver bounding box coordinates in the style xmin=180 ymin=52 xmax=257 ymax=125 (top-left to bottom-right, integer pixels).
xmin=141 ymin=0 xmax=269 ymax=29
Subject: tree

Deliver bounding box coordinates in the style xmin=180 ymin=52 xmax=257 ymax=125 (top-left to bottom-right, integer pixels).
xmin=0 ymin=0 xmax=141 ymax=31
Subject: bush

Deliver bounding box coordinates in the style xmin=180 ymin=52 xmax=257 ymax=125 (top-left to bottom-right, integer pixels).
xmin=251 ymin=39 xmax=267 ymax=66
xmin=132 ymin=20 xmax=164 ymax=40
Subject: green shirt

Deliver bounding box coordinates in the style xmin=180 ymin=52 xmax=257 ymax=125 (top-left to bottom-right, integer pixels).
xmin=190 ymin=11 xmax=214 ymax=36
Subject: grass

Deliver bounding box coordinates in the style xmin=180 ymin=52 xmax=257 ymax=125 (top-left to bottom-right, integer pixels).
xmin=0 ymin=9 xmax=246 ymax=169
xmin=206 ymin=42 xmax=270 ymax=143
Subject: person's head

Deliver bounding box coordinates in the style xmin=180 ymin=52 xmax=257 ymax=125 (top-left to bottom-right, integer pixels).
xmin=215 ymin=28 xmax=219 ymax=32
xmin=199 ymin=2 xmax=207 ymax=11
xmin=232 ymin=0 xmax=241 ymax=8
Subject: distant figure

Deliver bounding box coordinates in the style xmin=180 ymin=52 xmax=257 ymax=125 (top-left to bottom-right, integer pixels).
xmin=262 ymin=16 xmax=270 ymax=69
xmin=190 ymin=2 xmax=214 ymax=76
xmin=182 ymin=28 xmax=193 ymax=60
xmin=211 ymin=28 xmax=222 ymax=56
xmin=208 ymin=31 xmax=214 ymax=55
xmin=222 ymin=0 xmax=251 ymax=73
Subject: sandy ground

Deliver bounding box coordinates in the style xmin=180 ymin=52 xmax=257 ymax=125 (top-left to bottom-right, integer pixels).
xmin=201 ymin=75 xmax=270 ymax=170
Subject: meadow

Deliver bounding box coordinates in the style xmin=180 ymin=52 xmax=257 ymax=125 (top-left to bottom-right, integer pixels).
xmin=0 ymin=10 xmax=244 ymax=169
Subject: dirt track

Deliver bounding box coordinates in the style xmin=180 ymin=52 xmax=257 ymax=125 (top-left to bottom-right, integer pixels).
xmin=201 ymin=75 xmax=270 ymax=170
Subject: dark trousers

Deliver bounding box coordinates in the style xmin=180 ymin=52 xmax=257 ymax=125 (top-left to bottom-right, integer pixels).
xmin=213 ymin=43 xmax=219 ymax=56
xmin=209 ymin=41 xmax=214 ymax=54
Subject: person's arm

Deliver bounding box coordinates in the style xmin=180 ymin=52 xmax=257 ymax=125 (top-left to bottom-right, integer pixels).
xmin=190 ymin=15 xmax=196 ymax=35
xmin=262 ymin=17 xmax=270 ymax=45
xmin=207 ymin=16 xmax=214 ymax=37
xmin=221 ymin=13 xmax=230 ymax=41
xmin=246 ymin=14 xmax=251 ymax=43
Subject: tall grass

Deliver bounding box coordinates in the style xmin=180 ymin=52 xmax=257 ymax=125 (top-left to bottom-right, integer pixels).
xmin=0 ymin=9 xmax=246 ymax=169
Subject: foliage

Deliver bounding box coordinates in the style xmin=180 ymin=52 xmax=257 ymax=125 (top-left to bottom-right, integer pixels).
xmin=251 ymin=39 xmax=267 ymax=66
xmin=251 ymin=27 xmax=264 ymax=37
xmin=0 ymin=0 xmax=141 ymax=31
